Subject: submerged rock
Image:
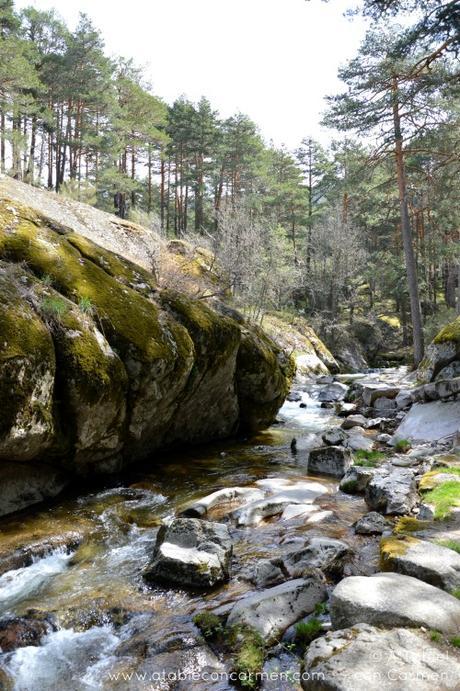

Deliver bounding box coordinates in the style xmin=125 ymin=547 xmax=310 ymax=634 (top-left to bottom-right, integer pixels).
xmin=0 ymin=613 xmax=55 ymax=652
xmin=232 ymin=480 xmax=327 ymax=527
xmin=226 ymin=574 xmax=326 ymax=644
xmin=180 ymin=487 xmax=265 ymax=519
xmin=365 ymin=465 xmax=417 ymax=515
xmin=308 ymin=446 xmax=352 ymax=478
xmin=353 ymin=512 xmax=388 ymax=535
xmin=143 ymin=518 xmax=232 ymax=589
xmin=302 ymin=623 xmax=460 ymax=691
xmin=380 ymin=536 xmax=460 ymax=592
xmin=330 ymin=572 xmax=460 ymax=634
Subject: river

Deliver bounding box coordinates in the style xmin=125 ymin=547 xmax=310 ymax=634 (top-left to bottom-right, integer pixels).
xmin=0 ymin=378 xmax=383 ymax=690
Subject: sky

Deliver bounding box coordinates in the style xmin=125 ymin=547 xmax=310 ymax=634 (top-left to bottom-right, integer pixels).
xmin=14 ymin=0 xmax=369 ymax=149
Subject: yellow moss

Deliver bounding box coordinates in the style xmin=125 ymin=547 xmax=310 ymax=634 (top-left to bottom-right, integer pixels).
xmin=380 ymin=535 xmax=418 ymax=568
xmin=433 ymin=317 xmax=460 ymax=344
xmin=394 ymin=517 xmax=430 ymax=533
xmin=0 ymin=201 xmax=171 ymax=362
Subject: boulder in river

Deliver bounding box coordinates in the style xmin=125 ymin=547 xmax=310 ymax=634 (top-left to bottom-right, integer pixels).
xmin=0 ymin=196 xmax=293 ymax=512
xmin=283 ymin=537 xmax=351 ymax=578
xmin=340 ymin=414 xmax=367 ymax=430
xmin=318 ymin=382 xmax=348 ymax=403
xmin=308 ymin=446 xmax=352 ymax=478
xmin=365 ymin=465 xmax=417 ymax=515
xmin=418 ymin=316 xmax=460 ymax=382
xmin=340 ymin=466 xmax=375 ymax=495
xmin=143 ymin=518 xmax=232 ymax=589
xmin=353 ymin=511 xmax=388 ymax=535
xmin=330 ymin=572 xmax=460 ymax=634
xmin=392 ymin=400 xmax=460 ymax=444
xmin=226 ymin=574 xmax=326 ymax=644
xmin=321 ymin=427 xmax=348 ymax=446
xmin=302 ymin=623 xmax=460 ymax=691
xmin=380 ymin=536 xmax=460 ymax=592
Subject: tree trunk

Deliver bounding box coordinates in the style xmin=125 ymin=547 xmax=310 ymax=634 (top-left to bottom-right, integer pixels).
xmin=392 ymin=76 xmax=424 ymax=365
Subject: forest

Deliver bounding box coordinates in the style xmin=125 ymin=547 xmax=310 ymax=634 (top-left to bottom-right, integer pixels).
xmin=0 ymin=0 xmax=459 ymax=365
xmin=1 ymin=1 xmax=460 ymax=688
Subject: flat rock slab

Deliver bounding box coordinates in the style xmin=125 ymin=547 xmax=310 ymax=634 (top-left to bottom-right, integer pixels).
xmin=365 ymin=465 xmax=417 ymax=515
xmin=330 ymin=572 xmax=460 ymax=634
xmin=180 ymin=487 xmax=265 ymax=518
xmin=143 ymin=518 xmax=232 ymax=589
xmin=302 ymin=623 xmax=460 ymax=691
xmin=393 ymin=400 xmax=460 ymax=443
xmin=381 ymin=536 xmax=460 ymax=592
xmin=226 ymin=574 xmax=326 ymax=644
xmin=233 ymin=480 xmax=327 ymax=527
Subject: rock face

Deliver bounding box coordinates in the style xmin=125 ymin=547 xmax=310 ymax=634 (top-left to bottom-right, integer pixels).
xmin=0 ymin=463 xmax=68 ymax=518
xmin=365 ymin=465 xmax=417 ymax=515
xmin=0 ymin=197 xmax=293 ymax=511
xmin=226 ymin=574 xmax=326 ymax=644
xmin=308 ymin=447 xmax=353 ymax=478
xmin=143 ymin=518 xmax=232 ymax=589
xmin=330 ymin=572 xmax=460 ymax=634
xmin=392 ymin=401 xmax=460 ymax=443
xmin=302 ymin=624 xmax=460 ymax=691
xmin=381 ymin=536 xmax=460 ymax=592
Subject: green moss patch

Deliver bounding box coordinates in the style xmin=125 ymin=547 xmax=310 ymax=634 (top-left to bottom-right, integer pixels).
xmin=354 ymin=449 xmax=386 ymax=467
xmin=394 ymin=517 xmax=431 ymax=534
xmin=422 ymin=481 xmax=460 ymax=519
xmin=380 ymin=536 xmax=418 ymax=568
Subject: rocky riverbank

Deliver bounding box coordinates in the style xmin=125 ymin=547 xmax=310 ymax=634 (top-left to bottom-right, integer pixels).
xmin=0 ymin=366 xmax=458 ymax=689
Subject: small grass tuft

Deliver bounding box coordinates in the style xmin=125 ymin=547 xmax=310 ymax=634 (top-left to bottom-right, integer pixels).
xmin=394 ymin=438 xmax=412 ymax=453
xmin=353 ymin=449 xmax=386 ymax=467
xmin=314 ymin=601 xmax=328 ymax=616
xmin=193 ymin=611 xmax=223 ymax=639
xmin=78 ymin=295 xmax=94 ymax=315
xmin=430 ymin=630 xmax=442 ymax=643
xmin=40 ymin=295 xmax=69 ymax=319
xmin=436 ymin=539 xmax=460 ymax=554
xmin=295 ymin=618 xmax=322 ymax=646
xmin=450 ymin=636 xmax=460 ymax=648
xmin=450 ymin=589 xmax=460 ymax=600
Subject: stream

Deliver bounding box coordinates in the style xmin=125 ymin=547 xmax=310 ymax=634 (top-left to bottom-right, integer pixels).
xmin=0 ymin=375 xmax=394 ymax=690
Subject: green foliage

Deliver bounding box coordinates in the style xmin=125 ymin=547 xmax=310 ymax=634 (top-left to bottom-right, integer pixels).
xmin=294 ymin=618 xmax=322 ymax=646
xmin=423 ymin=482 xmax=460 ymax=520
xmin=354 ymin=449 xmax=386 ymax=467
xmin=40 ymin=295 xmax=69 ymax=319
xmin=227 ymin=626 xmax=266 ymax=690
xmin=451 ymin=590 xmax=460 ymax=600
xmin=429 ymin=630 xmax=442 ymax=643
xmin=394 ymin=439 xmax=411 ymax=454
xmin=450 ymin=636 xmax=460 ymax=649
xmin=435 ymin=539 xmax=460 ymax=554
xmin=78 ymin=296 xmax=94 ymax=315
xmin=193 ymin=611 xmax=222 ymax=639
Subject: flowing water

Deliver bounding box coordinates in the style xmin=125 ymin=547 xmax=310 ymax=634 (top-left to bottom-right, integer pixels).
xmin=0 ymin=381 xmax=375 ymax=690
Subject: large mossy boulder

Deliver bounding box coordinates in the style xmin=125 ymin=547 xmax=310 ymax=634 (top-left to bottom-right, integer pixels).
xmin=0 ymin=197 xmax=293 ymax=508
xmin=418 ymin=317 xmax=460 ymax=382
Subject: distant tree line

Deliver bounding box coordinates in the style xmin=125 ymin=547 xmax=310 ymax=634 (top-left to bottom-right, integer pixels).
xmin=1 ymin=0 xmax=459 ymax=363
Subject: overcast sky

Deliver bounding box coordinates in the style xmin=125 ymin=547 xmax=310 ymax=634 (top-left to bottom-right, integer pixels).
xmin=14 ymin=0 xmax=369 ymax=149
